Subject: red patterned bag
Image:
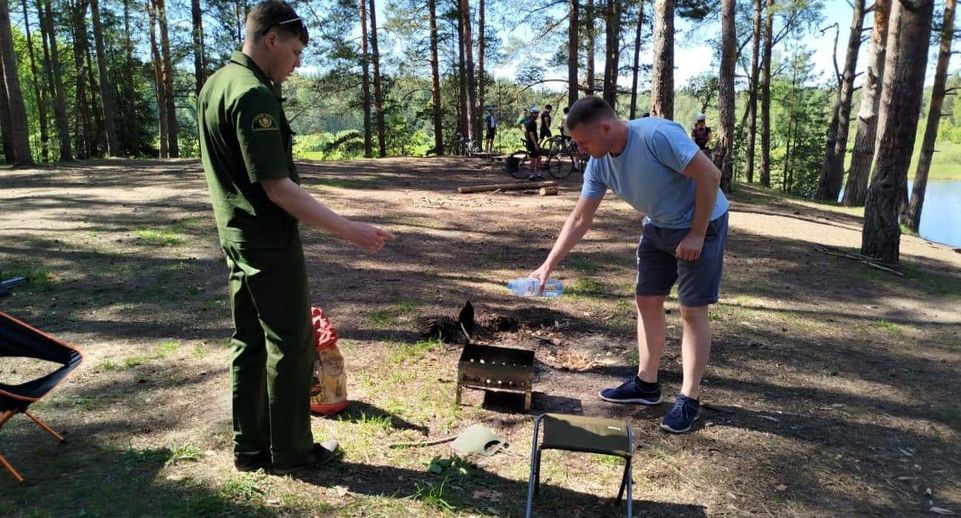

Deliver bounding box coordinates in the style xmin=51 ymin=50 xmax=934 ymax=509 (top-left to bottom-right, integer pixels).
xmin=309 ymin=307 xmax=347 ymax=415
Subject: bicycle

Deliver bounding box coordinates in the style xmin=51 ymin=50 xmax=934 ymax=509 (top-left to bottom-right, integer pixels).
xmin=507 ymin=137 xmax=584 ymax=180
xmin=449 ymin=133 xmax=481 ymax=157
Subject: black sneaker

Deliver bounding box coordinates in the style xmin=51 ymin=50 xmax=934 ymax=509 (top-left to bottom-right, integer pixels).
xmin=234 ymin=451 xmax=271 ymax=472
xmin=660 ymin=394 xmax=700 ymax=434
xmin=272 ymin=440 xmax=341 ymax=475
xmin=528 ymin=173 xmax=544 ymax=181
xmin=599 ymin=376 xmax=663 ymax=405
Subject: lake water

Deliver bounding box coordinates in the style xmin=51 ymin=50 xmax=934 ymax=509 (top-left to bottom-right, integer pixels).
xmin=907 ymin=180 xmax=961 ymax=248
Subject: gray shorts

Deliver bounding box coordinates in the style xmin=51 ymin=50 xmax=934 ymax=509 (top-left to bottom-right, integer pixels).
xmin=635 ymin=212 xmax=728 ymax=307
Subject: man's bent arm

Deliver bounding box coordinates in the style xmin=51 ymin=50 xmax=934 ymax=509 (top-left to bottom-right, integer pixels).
xmin=261 ymin=178 xmax=393 ymax=251
xmin=681 ymin=151 xmax=721 ymax=238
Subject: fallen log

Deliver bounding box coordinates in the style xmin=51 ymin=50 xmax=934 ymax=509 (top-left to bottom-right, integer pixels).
xmin=539 ymin=186 xmax=559 ymax=196
xmin=458 ymin=181 xmax=557 ymax=194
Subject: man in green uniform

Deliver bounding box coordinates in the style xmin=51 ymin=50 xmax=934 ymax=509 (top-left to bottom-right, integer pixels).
xmin=198 ymin=0 xmax=394 ymax=474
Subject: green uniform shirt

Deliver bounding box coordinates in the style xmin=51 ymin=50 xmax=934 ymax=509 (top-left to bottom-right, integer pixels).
xmin=199 ymin=51 xmax=300 ymax=246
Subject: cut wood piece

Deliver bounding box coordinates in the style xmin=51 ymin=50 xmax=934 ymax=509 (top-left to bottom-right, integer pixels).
xmin=458 ymin=181 xmax=557 ymax=194
xmin=539 ymin=186 xmax=559 ymax=196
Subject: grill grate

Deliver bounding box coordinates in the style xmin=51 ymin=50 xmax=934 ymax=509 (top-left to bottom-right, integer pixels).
xmin=456 ymin=344 xmax=535 ymax=410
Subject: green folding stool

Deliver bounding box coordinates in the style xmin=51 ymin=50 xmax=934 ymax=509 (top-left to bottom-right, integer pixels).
xmin=525 ymin=413 xmax=633 ymax=517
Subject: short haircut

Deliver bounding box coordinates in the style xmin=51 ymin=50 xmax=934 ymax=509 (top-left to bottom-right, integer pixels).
xmin=246 ymin=0 xmax=309 ymax=45
xmin=545 ymin=104 xmax=553 ymax=110
xmin=565 ymin=96 xmax=617 ymax=132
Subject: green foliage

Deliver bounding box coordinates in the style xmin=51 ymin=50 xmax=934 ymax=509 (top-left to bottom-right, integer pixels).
xmin=769 ymin=42 xmax=831 ymax=197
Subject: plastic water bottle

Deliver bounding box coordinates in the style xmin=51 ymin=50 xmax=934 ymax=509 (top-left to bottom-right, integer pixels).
xmin=507 ymin=278 xmax=564 ymax=298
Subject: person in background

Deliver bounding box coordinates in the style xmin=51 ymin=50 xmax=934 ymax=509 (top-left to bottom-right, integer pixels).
xmin=526 ymin=106 xmax=544 ymax=181
xmin=559 ymin=106 xmax=572 ymax=143
xmin=540 ymin=104 xmax=554 ymax=141
xmin=484 ymin=106 xmax=497 ymax=153
xmin=691 ymin=113 xmax=712 ymax=159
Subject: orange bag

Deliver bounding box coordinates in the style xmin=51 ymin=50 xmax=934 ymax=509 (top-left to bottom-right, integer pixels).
xmin=309 ymin=307 xmax=348 ymax=416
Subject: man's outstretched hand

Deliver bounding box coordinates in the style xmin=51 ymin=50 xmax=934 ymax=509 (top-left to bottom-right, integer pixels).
xmin=343 ymin=221 xmax=395 ymax=252
xmin=528 ymin=263 xmax=553 ymax=292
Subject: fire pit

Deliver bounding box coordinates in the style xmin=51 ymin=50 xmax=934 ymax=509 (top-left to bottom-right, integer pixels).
xmin=456 ymin=343 xmax=535 ymax=410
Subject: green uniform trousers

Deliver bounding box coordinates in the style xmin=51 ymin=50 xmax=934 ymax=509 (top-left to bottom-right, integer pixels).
xmin=223 ymin=234 xmax=314 ymax=465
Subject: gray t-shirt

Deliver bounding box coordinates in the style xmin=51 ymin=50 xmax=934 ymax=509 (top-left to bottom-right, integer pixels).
xmin=581 ymin=117 xmax=729 ymax=229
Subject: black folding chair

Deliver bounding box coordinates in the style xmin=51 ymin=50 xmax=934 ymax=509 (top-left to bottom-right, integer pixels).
xmin=0 ymin=311 xmax=83 ymax=482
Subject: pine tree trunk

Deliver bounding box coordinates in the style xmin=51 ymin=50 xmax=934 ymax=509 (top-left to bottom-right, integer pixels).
xmin=72 ymin=0 xmax=92 ymax=159
xmin=0 ymin=43 xmax=14 ymax=163
xmin=156 ymin=0 xmax=178 ymax=157
xmin=478 ymin=0 xmax=485 ymax=124
xmin=359 ymin=0 xmax=372 ymax=157
xmin=191 ymin=0 xmax=205 ymax=96
xmin=456 ymin=11 xmax=466 ymax=136
xmin=21 ymin=0 xmax=48 ymax=162
xmin=843 ymin=0 xmax=889 ymax=206
xmin=759 ymin=0 xmax=774 ymax=187
xmin=148 ymin=0 xmax=166 ymax=157
xmin=568 ymin=0 xmax=579 ymax=106
xmin=85 ymin=29 xmax=104 ymax=156
xmin=629 ymin=0 xmax=644 ymax=119
xmin=368 ymin=0 xmax=385 ymax=157
xmin=904 ymin=0 xmax=954 ymax=232
xmin=650 ymin=0 xmax=674 ymax=119
xmin=459 ymin=0 xmax=478 ymax=142
xmin=40 ymin=0 xmax=71 ymax=160
xmin=122 ymin=0 xmax=138 ymax=156
xmin=814 ymin=0 xmax=865 ymax=201
xmin=428 ymin=0 xmax=442 ymax=156
xmin=745 ymin=0 xmax=762 ymax=183
xmin=602 ymin=0 xmax=621 ymax=109
xmin=861 ymin=0 xmax=933 ymax=265
xmin=586 ymin=0 xmax=595 ymax=95
xmin=0 ymin=0 xmax=33 ymax=164
xmin=716 ymin=0 xmax=736 ymax=193
xmin=90 ymin=0 xmax=119 ymax=156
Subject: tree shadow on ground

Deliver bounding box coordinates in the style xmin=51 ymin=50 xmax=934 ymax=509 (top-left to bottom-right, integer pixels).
xmin=287 ymin=460 xmax=707 ymax=518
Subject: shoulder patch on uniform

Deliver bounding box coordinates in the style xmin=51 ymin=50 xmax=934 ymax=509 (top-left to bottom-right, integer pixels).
xmin=252 ymin=113 xmax=279 ymax=131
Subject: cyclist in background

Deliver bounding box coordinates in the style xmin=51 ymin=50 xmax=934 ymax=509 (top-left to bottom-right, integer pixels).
xmin=526 ymin=106 xmax=544 ymax=181
xmin=691 ymin=113 xmax=712 ymax=159
xmin=484 ymin=105 xmax=497 ymax=153
xmin=540 ymin=104 xmax=554 ymax=141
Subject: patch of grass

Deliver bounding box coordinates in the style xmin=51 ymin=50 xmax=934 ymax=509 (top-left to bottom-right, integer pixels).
xmin=159 ymin=340 xmax=181 ymax=354
xmin=566 ymin=277 xmax=606 ymax=298
xmin=341 ymin=411 xmax=394 ymax=432
xmin=120 ymin=447 xmax=171 ymax=466
xmin=117 ymin=341 xmax=183 ymax=370
xmin=5 ymin=262 xmax=53 ymax=291
xmin=370 ymin=301 xmax=420 ymax=329
xmin=133 ymin=227 xmax=185 ymax=246
xmin=222 ymin=472 xmax=268 ymax=502
xmin=157 ymin=340 xmax=180 ymax=355
xmin=873 ymin=319 xmax=902 ymax=333
xmin=123 ymin=354 xmax=150 ymax=369
xmin=99 ymin=359 xmax=120 ymax=372
xmin=166 ymin=444 xmax=202 ymax=466
xmin=412 ymin=475 xmax=455 ymax=512
xmin=192 ymin=343 xmax=207 ymax=358
xmin=388 ymin=336 xmax=442 ymax=364
xmin=708 ymin=308 xmax=723 ymax=322
xmin=567 ymin=254 xmax=602 ymax=274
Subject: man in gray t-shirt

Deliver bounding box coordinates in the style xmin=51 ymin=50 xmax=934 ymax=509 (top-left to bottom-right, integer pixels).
xmin=530 ymin=96 xmax=729 ymax=434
